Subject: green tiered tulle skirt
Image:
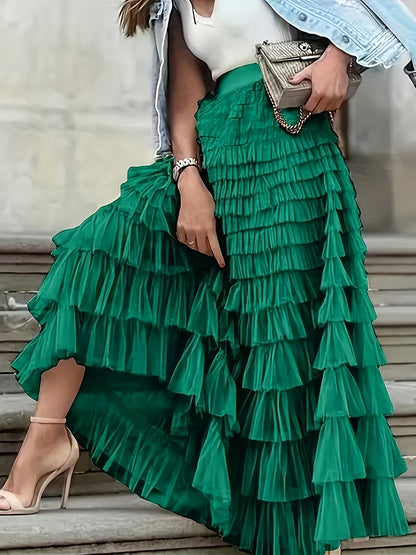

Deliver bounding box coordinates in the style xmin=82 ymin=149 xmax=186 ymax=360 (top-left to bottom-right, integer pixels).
xmin=11 ymin=63 xmax=409 ymax=554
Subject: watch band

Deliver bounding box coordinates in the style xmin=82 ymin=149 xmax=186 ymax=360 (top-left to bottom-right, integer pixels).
xmin=172 ymin=157 xmax=200 ymax=182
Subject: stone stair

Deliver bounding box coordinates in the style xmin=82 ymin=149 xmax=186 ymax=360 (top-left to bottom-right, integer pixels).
xmin=365 ymin=234 xmax=416 ymax=502
xmin=0 ymin=233 xmax=416 ymax=553
xmin=0 ymin=236 xmax=130 ymax=499
xmin=0 ymin=493 xmax=239 ymax=555
xmin=0 ymin=236 xmax=243 ymax=553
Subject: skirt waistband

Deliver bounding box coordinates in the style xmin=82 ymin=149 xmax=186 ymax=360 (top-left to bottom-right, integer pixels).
xmin=215 ymin=63 xmax=263 ymax=96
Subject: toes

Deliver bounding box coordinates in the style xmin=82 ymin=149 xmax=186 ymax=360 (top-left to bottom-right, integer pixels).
xmin=0 ymin=496 xmax=11 ymax=511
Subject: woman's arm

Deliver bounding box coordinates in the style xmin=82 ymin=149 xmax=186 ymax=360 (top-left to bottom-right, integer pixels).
xmin=167 ymin=9 xmax=226 ymax=268
xmin=167 ymin=8 xmax=212 ymax=163
xmin=288 ymin=42 xmax=352 ymax=114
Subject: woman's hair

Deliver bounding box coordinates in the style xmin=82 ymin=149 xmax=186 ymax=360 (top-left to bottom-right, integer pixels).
xmin=118 ymin=0 xmax=155 ymax=36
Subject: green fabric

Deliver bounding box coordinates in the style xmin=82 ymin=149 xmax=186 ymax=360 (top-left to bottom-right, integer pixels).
xmin=11 ymin=62 xmax=409 ymax=554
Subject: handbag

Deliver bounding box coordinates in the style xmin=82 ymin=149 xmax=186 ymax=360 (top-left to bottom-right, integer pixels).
xmin=404 ymin=60 xmax=416 ymax=87
xmin=255 ymin=39 xmax=363 ymax=135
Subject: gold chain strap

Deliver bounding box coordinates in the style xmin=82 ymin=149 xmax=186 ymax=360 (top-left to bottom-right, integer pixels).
xmin=274 ymin=106 xmax=336 ymax=135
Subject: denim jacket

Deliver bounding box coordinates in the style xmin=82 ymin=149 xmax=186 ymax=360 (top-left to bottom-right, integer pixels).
xmin=148 ymin=0 xmax=416 ymax=157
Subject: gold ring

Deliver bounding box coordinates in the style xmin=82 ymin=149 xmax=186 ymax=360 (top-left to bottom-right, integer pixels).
xmin=187 ymin=241 xmax=195 ymax=245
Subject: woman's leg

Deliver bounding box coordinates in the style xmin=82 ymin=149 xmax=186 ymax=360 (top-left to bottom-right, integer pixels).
xmin=36 ymin=358 xmax=86 ymax=418
xmin=0 ymin=358 xmax=85 ymax=510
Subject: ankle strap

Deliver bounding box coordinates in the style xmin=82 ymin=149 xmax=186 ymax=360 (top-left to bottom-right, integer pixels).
xmin=30 ymin=416 xmax=66 ymax=424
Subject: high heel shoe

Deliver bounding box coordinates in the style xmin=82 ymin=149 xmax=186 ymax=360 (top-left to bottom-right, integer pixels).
xmin=0 ymin=416 xmax=79 ymax=515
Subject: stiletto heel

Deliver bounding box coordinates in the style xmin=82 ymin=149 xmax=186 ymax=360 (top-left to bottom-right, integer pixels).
xmin=60 ymin=462 xmax=76 ymax=509
xmin=0 ymin=416 xmax=79 ymax=515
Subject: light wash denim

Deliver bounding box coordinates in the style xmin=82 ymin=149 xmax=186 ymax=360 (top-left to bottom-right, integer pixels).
xmin=148 ymin=0 xmax=416 ymax=156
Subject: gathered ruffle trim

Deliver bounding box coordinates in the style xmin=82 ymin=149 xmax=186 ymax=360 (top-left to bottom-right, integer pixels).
xmin=11 ymin=78 xmax=410 ymax=554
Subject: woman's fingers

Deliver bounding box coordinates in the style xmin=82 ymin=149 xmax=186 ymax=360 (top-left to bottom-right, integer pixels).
xmin=207 ymin=231 xmax=226 ymax=268
xmin=289 ymin=46 xmax=350 ymax=115
xmin=176 ymin=228 xmax=199 ymax=250
xmin=176 ymin=226 xmax=226 ymax=268
xmin=185 ymin=234 xmax=198 ymax=249
xmin=302 ymin=82 xmax=344 ymax=113
xmin=288 ymin=66 xmax=312 ymax=85
xmin=175 ymin=173 xmax=226 ymax=267
xmin=195 ymin=231 xmax=212 ymax=256
xmin=310 ymin=91 xmax=345 ymax=114
xmin=176 ymin=228 xmax=187 ymax=245
xmin=303 ymin=89 xmax=346 ymax=114
xmin=303 ymin=90 xmax=321 ymax=113
xmin=308 ymin=93 xmax=332 ymax=114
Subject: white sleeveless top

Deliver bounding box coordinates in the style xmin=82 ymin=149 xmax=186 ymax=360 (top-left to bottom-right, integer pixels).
xmin=173 ymin=0 xmax=298 ymax=81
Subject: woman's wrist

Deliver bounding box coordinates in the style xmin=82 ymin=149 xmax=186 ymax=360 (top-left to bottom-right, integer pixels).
xmin=176 ymin=165 xmax=201 ymax=193
xmin=324 ymin=42 xmax=352 ymax=66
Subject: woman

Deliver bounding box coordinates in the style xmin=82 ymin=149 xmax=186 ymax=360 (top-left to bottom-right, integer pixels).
xmin=0 ymin=1 xmax=414 ymax=554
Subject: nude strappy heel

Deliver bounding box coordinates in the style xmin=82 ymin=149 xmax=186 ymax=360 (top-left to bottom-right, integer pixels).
xmin=0 ymin=416 xmax=79 ymax=515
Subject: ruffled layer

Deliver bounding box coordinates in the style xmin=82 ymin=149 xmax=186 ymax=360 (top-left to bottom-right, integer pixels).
xmin=11 ymin=64 xmax=409 ymax=555
xmin=194 ymin=72 xmax=409 ymax=551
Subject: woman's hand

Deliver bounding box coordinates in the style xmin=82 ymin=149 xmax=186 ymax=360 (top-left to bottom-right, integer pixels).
xmin=288 ymin=43 xmax=352 ymax=114
xmin=176 ymin=166 xmax=226 ymax=268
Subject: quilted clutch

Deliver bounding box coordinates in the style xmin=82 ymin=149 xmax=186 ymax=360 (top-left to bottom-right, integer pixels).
xmin=255 ymin=39 xmax=363 ymax=134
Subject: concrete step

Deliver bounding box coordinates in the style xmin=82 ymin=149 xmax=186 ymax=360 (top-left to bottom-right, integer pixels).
xmin=1 ymin=390 xmax=415 ymax=490
xmin=1 ymin=391 xmax=414 ymax=508
xmin=386 ymin=416 xmax=416 ymax=475
xmin=342 ymin=523 xmax=416 ymax=553
xmin=375 ymin=307 xmax=416 ymax=327
xmin=0 ymin=237 xmax=52 ymax=292
xmin=0 ymin=235 xmax=54 ymax=254
xmin=0 ymin=274 xmax=47 ymax=293
xmin=381 ymin=364 xmax=416 ymax=382
xmin=0 ymin=347 xmax=28 ymax=370
xmin=396 ymin=437 xmax=416 ymax=459
xmin=379 ymin=336 xmax=416 ymax=345
xmin=7 ymin=322 xmax=416 ymax=397
xmin=369 ymin=290 xmax=416 ymax=306
xmin=0 ymin=292 xmax=35 ymax=310
xmin=2 ymin=378 xmax=416 ymax=437
xmin=0 ymin=490 xmax=414 ymax=554
xmin=0 ymin=348 xmax=27 ymax=394
xmin=2 ymin=307 xmax=416 ymax=345
xmin=387 ymin=382 xmax=416 ymax=417
xmin=401 ymin=456 xmax=416 ymax=478
xmin=1 ymin=314 xmax=416 ymax=394
xmin=369 ymin=273 xmax=416 ymax=292
xmin=0 ymin=393 xmax=36 ymax=430
xmin=1 ymin=362 xmax=416 ymax=397
xmin=0 ymin=235 xmax=415 ymax=551
xmin=0 ymin=234 xmax=415 ymax=291
xmin=0 ymin=492 xmax=241 ymax=554
xmin=382 ymin=345 xmax=416 ymax=365
xmin=395 ymin=478 xmax=416 ymax=525
xmin=1 ymin=233 xmax=412 ymax=255
xmin=363 ymin=235 xmax=416 ymax=256
xmin=365 ymin=256 xmax=416 ymax=265
xmin=0 ymin=373 xmax=24 ymax=393
xmin=376 ymin=327 xmax=416 ymax=337
xmin=0 ymin=310 xmax=39 ymax=342
xmin=365 ymin=264 xmax=416 ymax=274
